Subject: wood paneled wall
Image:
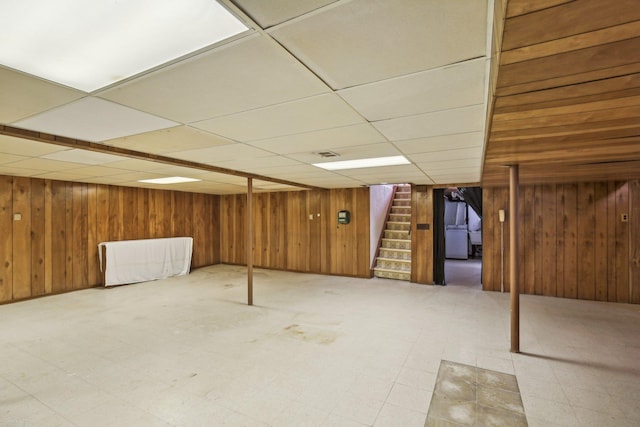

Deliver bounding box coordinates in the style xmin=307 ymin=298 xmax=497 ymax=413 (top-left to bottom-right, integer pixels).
xmin=0 ymin=175 xmax=220 ymax=304
xmin=219 ymin=188 xmax=371 ymax=278
xmin=411 ymin=185 xmax=433 ymax=284
xmin=483 ymin=180 xmax=640 ymax=304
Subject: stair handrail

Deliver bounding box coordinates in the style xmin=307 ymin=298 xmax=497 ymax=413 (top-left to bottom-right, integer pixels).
xmin=371 ymin=184 xmax=399 ymax=273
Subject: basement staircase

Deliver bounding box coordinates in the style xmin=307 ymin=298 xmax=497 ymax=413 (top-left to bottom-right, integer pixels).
xmin=373 ymin=184 xmax=411 ymax=281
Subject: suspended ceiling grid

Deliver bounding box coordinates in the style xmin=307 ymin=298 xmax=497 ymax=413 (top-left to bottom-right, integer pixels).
xmin=0 ymin=0 xmax=491 ymax=193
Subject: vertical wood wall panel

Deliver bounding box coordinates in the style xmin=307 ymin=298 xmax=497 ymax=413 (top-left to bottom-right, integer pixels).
xmin=555 ymin=186 xmax=566 ymax=298
xmin=577 ymin=182 xmax=596 ymax=300
xmin=51 ymin=181 xmax=67 ymax=293
xmin=522 ymin=186 xmax=535 ymax=294
xmin=72 ymin=184 xmax=88 ymax=290
xmin=30 ymin=179 xmax=45 ymax=297
xmin=0 ymin=175 xmax=13 ymax=302
xmin=44 ymin=180 xmax=53 ymax=294
xmin=483 ymin=180 xmax=637 ymax=304
xmin=541 ymin=184 xmax=557 ymax=296
xmin=87 ymin=185 xmax=99 ymax=286
xmin=630 ymin=179 xmax=640 ymax=304
xmin=594 ymin=182 xmax=608 ymax=301
xmin=0 ymin=174 xmax=219 ymax=304
xmin=564 ymin=184 xmax=578 ymax=299
xmin=219 ymin=188 xmax=370 ymax=278
xmin=64 ymin=183 xmax=74 ymax=292
xmin=12 ymin=177 xmax=31 ymax=300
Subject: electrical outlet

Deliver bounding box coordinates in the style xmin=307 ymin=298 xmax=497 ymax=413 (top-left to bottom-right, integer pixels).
xmin=309 ymin=214 xmax=313 ymax=220
xmin=13 ymin=213 xmax=21 ymax=221
xmin=621 ymin=213 xmax=629 ymax=222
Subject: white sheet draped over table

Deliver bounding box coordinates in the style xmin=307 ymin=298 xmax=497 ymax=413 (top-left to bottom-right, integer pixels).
xmin=98 ymin=237 xmax=193 ymax=287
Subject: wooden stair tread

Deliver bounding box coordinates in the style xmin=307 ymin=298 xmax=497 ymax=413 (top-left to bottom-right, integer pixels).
xmin=377 ymin=257 xmax=411 ymax=263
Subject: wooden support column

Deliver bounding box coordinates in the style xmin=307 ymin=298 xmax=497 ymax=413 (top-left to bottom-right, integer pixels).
xmin=247 ymin=178 xmax=253 ymax=306
xmin=509 ymin=165 xmax=520 ymax=353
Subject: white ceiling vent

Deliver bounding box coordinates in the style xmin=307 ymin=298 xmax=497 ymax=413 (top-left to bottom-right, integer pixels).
xmin=316 ymin=151 xmax=339 ymax=158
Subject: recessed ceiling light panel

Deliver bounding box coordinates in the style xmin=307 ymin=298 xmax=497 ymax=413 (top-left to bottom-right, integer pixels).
xmin=0 ymin=0 xmax=248 ymax=92
xmin=138 ymin=176 xmax=201 ymax=184
xmin=313 ymin=155 xmax=410 ymax=171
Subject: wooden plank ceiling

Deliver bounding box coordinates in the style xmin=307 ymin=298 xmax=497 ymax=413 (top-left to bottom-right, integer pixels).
xmin=483 ymin=0 xmax=640 ymax=186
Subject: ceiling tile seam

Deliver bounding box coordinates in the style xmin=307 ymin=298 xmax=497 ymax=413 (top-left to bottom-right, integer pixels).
xmin=229 ymin=0 xmax=345 ymax=30
xmin=370 ymin=102 xmax=487 ymax=126
xmin=203 ymin=118 xmax=370 ymax=145
xmin=391 ymin=130 xmax=485 ymax=146
xmin=263 ymin=0 xmax=351 ymax=33
xmin=336 ymin=57 xmax=490 ymax=96
xmin=243 ymin=122 xmax=389 ymax=147
xmin=331 ymin=56 xmax=491 ymax=92
xmin=186 ymin=92 xmax=352 ymax=126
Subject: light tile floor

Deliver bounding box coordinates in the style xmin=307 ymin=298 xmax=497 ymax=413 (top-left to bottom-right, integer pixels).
xmin=0 ymin=261 xmax=638 ymax=426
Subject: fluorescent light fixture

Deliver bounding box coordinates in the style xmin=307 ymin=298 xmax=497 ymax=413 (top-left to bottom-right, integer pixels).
xmin=313 ymin=156 xmax=410 ymax=171
xmin=138 ymin=177 xmax=201 ymax=184
xmin=1 ymin=0 xmax=247 ymax=92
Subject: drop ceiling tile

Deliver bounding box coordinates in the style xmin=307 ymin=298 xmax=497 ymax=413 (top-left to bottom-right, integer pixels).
xmin=102 ymin=126 xmax=234 ymax=154
xmin=409 ymin=147 xmax=482 ymax=163
xmin=412 ymin=158 xmax=482 ymax=171
xmin=99 ymin=34 xmax=329 ymax=123
xmin=393 ymin=132 xmax=483 ymax=155
xmin=64 ymin=166 xmax=141 ymax=177
xmin=233 ymin=0 xmax=338 ymax=28
xmin=373 ymin=104 xmax=485 ymax=142
xmin=434 ymin=179 xmax=480 ymax=186
xmin=0 ymin=66 xmax=85 ymax=123
xmin=355 ymin=173 xmax=434 ymax=186
xmin=338 ymin=58 xmax=487 ymax=121
xmin=253 ymin=180 xmax=301 ymax=191
xmin=0 ymin=165 xmax=42 ymax=177
xmin=0 ymin=135 xmax=69 ymax=156
xmin=431 ymin=172 xmax=481 ymax=184
xmin=335 ymin=164 xmax=424 ymax=178
xmin=41 ymin=149 xmax=127 ymax=165
xmin=269 ymin=0 xmax=488 ymax=89
xmin=247 ymin=123 xmax=386 ymax=154
xmin=12 ymin=97 xmax=179 ymax=142
xmin=97 ymin=172 xmax=165 ymax=182
xmin=192 ymin=93 xmax=364 ymax=142
xmin=168 ymin=143 xmax=274 ymax=165
xmin=197 ymin=172 xmax=248 ymax=185
xmin=308 ymin=178 xmax=366 ymax=188
xmin=0 ymin=153 xmax=28 ymax=164
xmin=215 ymin=155 xmax=303 ymax=172
xmin=286 ymin=142 xmax=401 ymax=164
xmin=427 ymin=166 xmax=481 ymax=176
xmin=33 ymin=171 xmax=106 ymax=181
xmin=143 ymin=165 xmax=211 ymax=177
xmin=6 ymin=158 xmax=97 ymax=172
xmin=247 ymin=164 xmax=324 ymax=177
xmin=106 ymin=159 xmax=169 ymax=172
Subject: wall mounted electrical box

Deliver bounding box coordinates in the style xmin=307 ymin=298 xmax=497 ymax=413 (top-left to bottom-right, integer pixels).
xmin=337 ymin=210 xmax=351 ymax=224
